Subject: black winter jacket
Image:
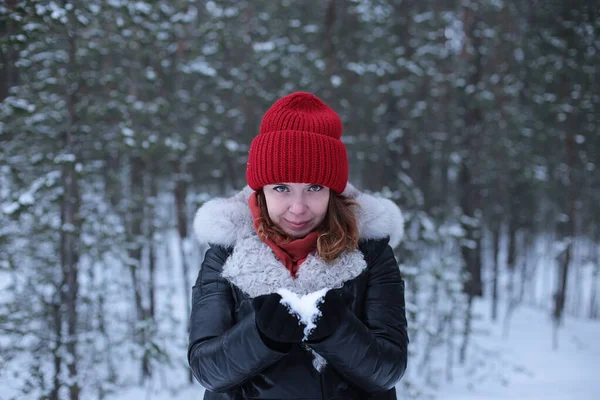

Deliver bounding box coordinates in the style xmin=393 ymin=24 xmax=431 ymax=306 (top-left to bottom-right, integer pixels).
xmin=188 ymin=185 xmax=409 ymax=400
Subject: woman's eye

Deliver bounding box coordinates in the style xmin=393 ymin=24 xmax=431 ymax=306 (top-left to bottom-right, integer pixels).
xmin=308 ymin=185 xmax=323 ymax=192
xmin=273 ymin=186 xmax=288 ymax=193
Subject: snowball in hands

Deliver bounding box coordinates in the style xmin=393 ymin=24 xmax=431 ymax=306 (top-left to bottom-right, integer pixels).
xmin=276 ymin=288 xmax=330 ymax=341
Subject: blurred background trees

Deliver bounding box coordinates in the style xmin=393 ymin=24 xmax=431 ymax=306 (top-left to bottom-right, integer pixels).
xmin=1 ymin=0 xmax=598 ymax=399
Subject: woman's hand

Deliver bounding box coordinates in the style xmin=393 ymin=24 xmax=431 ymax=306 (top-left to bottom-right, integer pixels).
xmin=253 ymin=293 xmax=305 ymax=350
xmin=307 ymin=289 xmax=345 ymax=342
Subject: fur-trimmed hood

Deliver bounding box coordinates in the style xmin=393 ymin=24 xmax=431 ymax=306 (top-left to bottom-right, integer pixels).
xmin=193 ymin=183 xmax=404 ymax=249
xmin=192 ymin=183 xmax=404 ymax=298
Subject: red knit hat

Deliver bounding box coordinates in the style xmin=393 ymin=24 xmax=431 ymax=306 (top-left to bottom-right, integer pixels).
xmin=246 ymin=92 xmax=348 ymax=194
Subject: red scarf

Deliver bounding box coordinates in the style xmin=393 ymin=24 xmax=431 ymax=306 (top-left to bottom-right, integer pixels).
xmin=248 ymin=192 xmax=318 ymax=278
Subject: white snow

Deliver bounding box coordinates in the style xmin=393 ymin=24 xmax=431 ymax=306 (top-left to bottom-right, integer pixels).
xmin=252 ymin=41 xmax=275 ymax=52
xmin=277 ymin=287 xmax=329 ymax=340
xmin=413 ymin=12 xmax=433 ymax=23
xmin=121 ymin=126 xmax=134 ymax=137
xmin=2 ymin=202 xmax=20 ymax=215
xmin=224 ymin=139 xmax=239 ymax=152
xmin=53 ymin=153 xmax=76 ymax=163
xmin=438 ymin=299 xmax=600 ymax=400
xmin=303 ymin=24 xmax=319 ymax=33
xmin=181 ymin=58 xmax=217 ymax=77
xmin=18 ymin=192 xmax=34 ymax=205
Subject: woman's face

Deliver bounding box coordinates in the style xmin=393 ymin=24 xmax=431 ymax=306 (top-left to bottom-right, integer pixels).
xmin=262 ymin=183 xmax=330 ymax=238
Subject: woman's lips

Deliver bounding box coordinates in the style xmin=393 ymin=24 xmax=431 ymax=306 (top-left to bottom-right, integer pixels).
xmin=285 ymin=219 xmax=310 ymax=230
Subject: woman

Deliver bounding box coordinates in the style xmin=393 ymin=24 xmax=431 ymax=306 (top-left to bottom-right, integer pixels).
xmin=189 ymin=92 xmax=408 ymax=399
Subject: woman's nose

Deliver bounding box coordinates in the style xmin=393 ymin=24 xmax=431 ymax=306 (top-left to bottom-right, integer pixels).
xmin=288 ymin=200 xmax=308 ymax=214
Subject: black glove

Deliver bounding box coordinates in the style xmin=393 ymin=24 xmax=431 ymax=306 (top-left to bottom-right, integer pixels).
xmin=307 ymin=289 xmax=345 ymax=342
xmin=253 ymin=293 xmax=304 ymax=350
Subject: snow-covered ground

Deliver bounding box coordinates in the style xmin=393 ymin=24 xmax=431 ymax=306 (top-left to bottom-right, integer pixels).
xmin=442 ymin=300 xmax=600 ymax=400
xmin=108 ymin=297 xmax=600 ymax=400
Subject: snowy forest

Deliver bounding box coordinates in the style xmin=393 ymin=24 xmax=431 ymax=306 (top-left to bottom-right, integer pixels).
xmin=1 ymin=0 xmax=599 ymax=399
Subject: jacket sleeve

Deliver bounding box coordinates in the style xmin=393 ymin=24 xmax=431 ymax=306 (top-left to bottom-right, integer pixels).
xmin=307 ymin=238 xmax=409 ymax=394
xmin=188 ymin=245 xmax=286 ymax=392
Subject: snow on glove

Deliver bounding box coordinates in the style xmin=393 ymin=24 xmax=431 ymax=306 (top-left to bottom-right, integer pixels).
xmin=306 ymin=288 xmax=345 ymax=342
xmin=253 ymin=293 xmax=305 ymax=349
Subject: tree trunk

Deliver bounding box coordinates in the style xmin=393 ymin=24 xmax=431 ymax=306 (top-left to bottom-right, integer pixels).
xmin=417 ymin=276 xmax=439 ymax=375
xmin=590 ymin=248 xmax=599 ymax=319
xmin=569 ymin=237 xmax=581 ymax=317
xmin=503 ymin=220 xmax=518 ymax=337
xmin=174 ymin=160 xmax=191 ymax=317
xmin=128 ymin=155 xmax=151 ymax=380
xmin=553 ymin=126 xmax=575 ymax=348
xmin=143 ymin=169 xmax=157 ymax=379
xmin=148 ymin=228 xmax=157 ymax=322
xmin=518 ymin=231 xmax=533 ymax=304
xmin=459 ymin=163 xmax=483 ymax=299
xmin=61 ymin=126 xmax=81 ymax=400
xmin=552 ymin=0 xmax=579 ymax=338
xmin=323 ymin=0 xmax=338 ymax=77
xmin=104 ymin=151 xmax=122 ymax=209
xmin=590 ymin=226 xmax=600 ymax=319
xmin=445 ymin=313 xmax=454 ymax=382
xmin=145 ymin=170 xmax=158 ymax=321
xmin=491 ymin=223 xmax=501 ymax=321
xmin=50 ymin=299 xmax=62 ymax=400
xmin=0 ymin=0 xmax=20 ymax=101
xmin=458 ymin=6 xmax=484 ymax=365
xmin=459 ymin=295 xmax=473 ymax=364
xmin=60 ymin=17 xmax=82 ymax=400
xmin=459 ymin=7 xmax=483 ymax=299
xmin=174 ymin=159 xmax=193 ymax=382
xmin=98 ymin=289 xmax=117 ymax=389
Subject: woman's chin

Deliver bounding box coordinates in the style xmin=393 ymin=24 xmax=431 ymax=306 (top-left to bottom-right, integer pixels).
xmin=282 ymin=225 xmax=314 ymax=238
xmin=285 ymin=230 xmax=309 ymax=239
